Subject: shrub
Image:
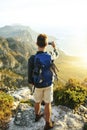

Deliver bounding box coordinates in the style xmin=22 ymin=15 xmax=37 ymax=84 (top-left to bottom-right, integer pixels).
xmin=0 ymin=91 xmax=14 ymax=129
xmin=83 ymin=122 xmax=87 ymax=130
xmin=20 ymin=99 xmax=34 ymax=107
xmin=54 ymin=78 xmax=87 ymax=109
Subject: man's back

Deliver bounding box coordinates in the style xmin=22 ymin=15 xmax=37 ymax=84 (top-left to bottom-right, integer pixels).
xmin=33 ymin=52 xmax=53 ymax=87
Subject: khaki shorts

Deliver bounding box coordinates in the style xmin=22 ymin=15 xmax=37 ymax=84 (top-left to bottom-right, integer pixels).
xmin=33 ymin=85 xmax=53 ymax=103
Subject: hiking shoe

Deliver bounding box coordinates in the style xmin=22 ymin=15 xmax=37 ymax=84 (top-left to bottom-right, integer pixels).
xmin=35 ymin=113 xmax=44 ymax=122
xmin=44 ymin=121 xmax=54 ymax=130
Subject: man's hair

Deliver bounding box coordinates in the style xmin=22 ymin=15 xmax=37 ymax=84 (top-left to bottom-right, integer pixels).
xmin=37 ymin=34 xmax=47 ymax=47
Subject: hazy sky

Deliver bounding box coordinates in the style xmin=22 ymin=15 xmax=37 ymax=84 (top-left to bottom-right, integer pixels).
xmin=0 ymin=0 xmax=87 ymax=57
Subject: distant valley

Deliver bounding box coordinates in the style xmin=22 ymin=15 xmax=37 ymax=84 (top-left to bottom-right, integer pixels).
xmin=0 ymin=25 xmax=87 ymax=91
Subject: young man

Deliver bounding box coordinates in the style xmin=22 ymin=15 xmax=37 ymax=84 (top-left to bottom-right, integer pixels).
xmin=28 ymin=34 xmax=58 ymax=130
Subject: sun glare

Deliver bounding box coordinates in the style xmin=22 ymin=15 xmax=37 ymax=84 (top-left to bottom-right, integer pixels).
xmin=81 ymin=54 xmax=87 ymax=64
xmin=75 ymin=54 xmax=87 ymax=69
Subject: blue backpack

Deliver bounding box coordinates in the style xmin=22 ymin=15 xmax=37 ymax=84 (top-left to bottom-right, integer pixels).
xmin=33 ymin=52 xmax=53 ymax=87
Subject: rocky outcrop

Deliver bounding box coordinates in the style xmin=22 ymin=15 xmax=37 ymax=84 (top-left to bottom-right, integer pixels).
xmin=8 ymin=103 xmax=87 ymax=130
xmin=8 ymin=87 xmax=87 ymax=130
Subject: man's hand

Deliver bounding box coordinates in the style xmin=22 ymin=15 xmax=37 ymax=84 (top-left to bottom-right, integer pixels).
xmin=51 ymin=41 xmax=56 ymax=48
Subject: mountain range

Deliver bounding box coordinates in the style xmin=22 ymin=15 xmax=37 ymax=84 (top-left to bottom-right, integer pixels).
xmin=0 ymin=25 xmax=87 ymax=91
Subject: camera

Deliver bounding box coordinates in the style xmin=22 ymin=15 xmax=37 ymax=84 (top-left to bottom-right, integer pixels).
xmin=48 ymin=42 xmax=52 ymax=45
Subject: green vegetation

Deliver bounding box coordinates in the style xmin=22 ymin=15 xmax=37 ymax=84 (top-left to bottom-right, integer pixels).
xmin=0 ymin=68 xmax=23 ymax=92
xmin=54 ymin=78 xmax=87 ymax=109
xmin=20 ymin=99 xmax=34 ymax=107
xmin=83 ymin=122 xmax=87 ymax=130
xmin=0 ymin=91 xmax=14 ymax=129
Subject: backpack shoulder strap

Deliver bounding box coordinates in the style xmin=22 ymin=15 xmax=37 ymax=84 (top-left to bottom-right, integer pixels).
xmin=28 ymin=55 xmax=35 ymax=84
